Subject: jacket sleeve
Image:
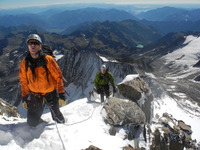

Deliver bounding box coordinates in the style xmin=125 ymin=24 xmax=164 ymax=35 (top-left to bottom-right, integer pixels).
xmin=94 ymin=72 xmax=100 ymax=89
xmin=47 ymin=56 xmax=65 ymax=94
xmin=19 ymin=59 xmax=30 ymax=97
xmin=108 ymin=72 xmax=115 ymax=87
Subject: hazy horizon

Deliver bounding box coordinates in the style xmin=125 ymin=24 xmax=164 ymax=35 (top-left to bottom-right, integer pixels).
xmin=1 ymin=0 xmax=200 ymax=9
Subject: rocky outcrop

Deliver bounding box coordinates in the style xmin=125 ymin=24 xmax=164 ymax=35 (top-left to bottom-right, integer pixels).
xmin=150 ymin=113 xmax=196 ymax=150
xmin=0 ymin=98 xmax=21 ymax=118
xmin=117 ymin=76 xmax=153 ymax=122
xmin=103 ymin=97 xmax=146 ymax=126
xmin=84 ymin=145 xmax=102 ymax=150
xmin=103 ymin=97 xmax=146 ymax=149
xmin=117 ymin=77 xmax=149 ymax=103
xmin=102 ymin=76 xmax=150 ymax=148
xmin=193 ymin=60 xmax=200 ymax=67
xmin=103 ymin=75 xmax=198 ymax=150
xmin=194 ymin=75 xmax=200 ymax=82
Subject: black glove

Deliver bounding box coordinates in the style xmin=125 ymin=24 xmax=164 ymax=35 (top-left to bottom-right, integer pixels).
xmin=58 ymin=93 xmax=66 ymax=100
xmin=96 ymin=88 xmax=102 ymax=94
xmin=113 ymin=87 xmax=117 ymax=93
xmin=22 ymin=96 xmax=27 ymax=102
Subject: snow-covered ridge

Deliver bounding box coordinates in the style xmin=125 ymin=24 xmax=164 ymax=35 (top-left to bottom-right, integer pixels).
xmin=162 ymin=35 xmax=200 ymax=79
xmin=0 ymin=98 xmax=133 ymax=150
xmin=119 ymin=74 xmax=139 ymax=84
xmin=164 ymin=35 xmax=200 ymax=67
xmin=147 ymin=34 xmax=200 ymax=146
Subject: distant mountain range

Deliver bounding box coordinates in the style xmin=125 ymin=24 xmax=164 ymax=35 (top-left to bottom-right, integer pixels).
xmin=140 ymin=20 xmax=200 ymax=34
xmin=0 ymin=20 xmax=162 ymax=58
xmin=0 ymin=6 xmax=200 ymax=102
xmin=0 ymin=8 xmax=137 ymax=32
xmin=0 ymin=24 xmax=47 ymax=38
xmin=0 ymin=6 xmax=200 ymax=34
xmin=137 ymin=6 xmax=200 ymax=22
xmin=137 ymin=7 xmax=200 ymax=34
xmin=50 ymin=8 xmax=138 ymax=31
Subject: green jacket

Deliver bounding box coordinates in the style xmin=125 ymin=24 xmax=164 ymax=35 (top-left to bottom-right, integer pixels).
xmin=94 ymin=71 xmax=115 ymax=89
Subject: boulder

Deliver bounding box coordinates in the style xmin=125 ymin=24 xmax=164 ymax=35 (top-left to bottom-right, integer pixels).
xmin=103 ymin=97 xmax=146 ymax=126
xmin=117 ymin=76 xmax=152 ymax=122
xmin=117 ymin=77 xmax=149 ymax=103
xmin=84 ymin=145 xmax=102 ymax=150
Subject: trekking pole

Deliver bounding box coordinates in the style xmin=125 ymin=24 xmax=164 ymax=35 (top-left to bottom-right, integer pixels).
xmin=64 ymin=90 xmax=69 ymax=96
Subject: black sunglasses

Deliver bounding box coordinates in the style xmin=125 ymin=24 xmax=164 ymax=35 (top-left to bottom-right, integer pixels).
xmin=28 ymin=41 xmax=40 ymax=45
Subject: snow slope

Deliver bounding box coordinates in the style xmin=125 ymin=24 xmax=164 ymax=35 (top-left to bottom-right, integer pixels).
xmin=163 ymin=35 xmax=200 ymax=79
xmin=150 ymin=35 xmax=200 ymax=144
xmin=152 ymin=93 xmax=200 ymax=143
xmin=0 ymin=98 xmax=132 ymax=150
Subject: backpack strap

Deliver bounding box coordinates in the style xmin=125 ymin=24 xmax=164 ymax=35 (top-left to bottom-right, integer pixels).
xmin=97 ymin=71 xmax=110 ymax=83
xmin=25 ymin=53 xmax=50 ymax=83
xmin=42 ymin=56 xmax=50 ymax=83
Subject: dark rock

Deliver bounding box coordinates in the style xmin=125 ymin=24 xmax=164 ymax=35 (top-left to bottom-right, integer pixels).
xmin=109 ymin=126 xmax=116 ymax=136
xmin=117 ymin=76 xmax=153 ymax=123
xmin=117 ymin=77 xmax=149 ymax=103
xmin=84 ymin=145 xmax=102 ymax=150
xmin=103 ymin=97 xmax=146 ymax=126
xmin=194 ymin=75 xmax=200 ymax=82
xmin=193 ymin=60 xmax=200 ymax=67
xmin=0 ymin=98 xmax=21 ymax=118
xmin=178 ymin=120 xmax=192 ymax=134
xmin=150 ymin=113 xmax=197 ymax=150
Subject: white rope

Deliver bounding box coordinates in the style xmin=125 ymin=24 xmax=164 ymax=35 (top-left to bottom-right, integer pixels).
xmin=51 ymin=104 xmax=100 ymax=150
xmin=44 ymin=98 xmax=66 ymax=150
xmin=54 ymin=121 xmax=67 ymax=150
xmin=63 ymin=105 xmax=99 ymax=126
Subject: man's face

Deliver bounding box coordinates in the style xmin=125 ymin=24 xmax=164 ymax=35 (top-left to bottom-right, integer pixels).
xmin=101 ymin=69 xmax=106 ymax=74
xmin=27 ymin=40 xmax=41 ymax=55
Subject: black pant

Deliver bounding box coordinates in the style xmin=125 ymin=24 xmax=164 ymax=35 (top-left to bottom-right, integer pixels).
xmin=26 ymin=90 xmax=65 ymax=127
xmin=96 ymin=84 xmax=109 ymax=102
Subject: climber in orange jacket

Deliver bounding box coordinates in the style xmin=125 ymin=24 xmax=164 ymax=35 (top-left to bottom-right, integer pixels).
xmin=19 ymin=34 xmax=66 ymax=127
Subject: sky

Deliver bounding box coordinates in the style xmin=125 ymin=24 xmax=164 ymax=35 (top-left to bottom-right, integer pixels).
xmin=0 ymin=0 xmax=200 ymax=9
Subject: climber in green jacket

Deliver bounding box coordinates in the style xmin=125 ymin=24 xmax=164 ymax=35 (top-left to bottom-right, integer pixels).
xmin=94 ymin=64 xmax=117 ymax=103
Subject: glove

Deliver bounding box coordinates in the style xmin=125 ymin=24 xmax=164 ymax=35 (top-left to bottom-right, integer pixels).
xmin=59 ymin=98 xmax=66 ymax=107
xmin=58 ymin=93 xmax=66 ymax=107
xmin=113 ymin=87 xmax=117 ymax=93
xmin=96 ymin=87 xmax=103 ymax=94
xmin=22 ymin=96 xmax=28 ymax=109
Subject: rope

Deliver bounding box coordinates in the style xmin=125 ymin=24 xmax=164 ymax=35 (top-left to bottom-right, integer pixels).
xmin=44 ymin=98 xmax=66 ymax=150
xmin=54 ymin=121 xmax=67 ymax=150
xmin=46 ymin=101 xmax=100 ymax=150
xmin=62 ymin=105 xmax=99 ymax=126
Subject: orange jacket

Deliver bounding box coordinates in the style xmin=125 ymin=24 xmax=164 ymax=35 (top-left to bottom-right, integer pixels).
xmin=19 ymin=55 xmax=65 ymax=97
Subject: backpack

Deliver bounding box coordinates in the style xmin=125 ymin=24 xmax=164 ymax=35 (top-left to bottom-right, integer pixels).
xmin=41 ymin=44 xmax=54 ymax=57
